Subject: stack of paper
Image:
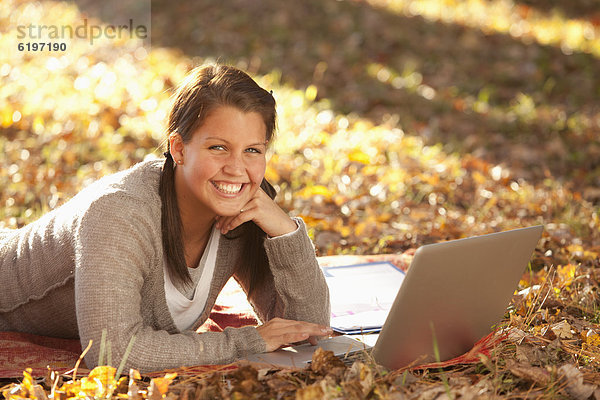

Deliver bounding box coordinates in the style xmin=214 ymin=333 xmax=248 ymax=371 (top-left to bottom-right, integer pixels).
xmin=321 ymin=261 xmax=406 ymax=334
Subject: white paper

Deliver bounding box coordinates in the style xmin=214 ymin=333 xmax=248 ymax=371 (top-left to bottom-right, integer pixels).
xmin=321 ymin=261 xmax=405 ymax=332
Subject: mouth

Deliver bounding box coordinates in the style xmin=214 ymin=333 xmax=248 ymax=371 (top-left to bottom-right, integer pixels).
xmin=211 ymin=181 xmax=245 ymax=195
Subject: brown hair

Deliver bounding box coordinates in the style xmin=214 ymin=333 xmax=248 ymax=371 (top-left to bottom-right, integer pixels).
xmin=159 ymin=64 xmax=277 ymax=292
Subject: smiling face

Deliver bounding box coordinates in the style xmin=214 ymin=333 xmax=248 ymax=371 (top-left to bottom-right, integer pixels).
xmin=171 ymin=105 xmax=268 ymax=221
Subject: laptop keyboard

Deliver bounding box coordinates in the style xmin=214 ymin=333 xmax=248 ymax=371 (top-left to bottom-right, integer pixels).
xmin=339 ymin=348 xmax=374 ymax=366
xmin=306 ymin=348 xmax=374 ymax=367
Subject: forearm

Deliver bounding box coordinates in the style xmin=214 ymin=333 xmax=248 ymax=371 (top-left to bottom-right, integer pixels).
xmin=78 ymin=321 xmax=264 ymax=373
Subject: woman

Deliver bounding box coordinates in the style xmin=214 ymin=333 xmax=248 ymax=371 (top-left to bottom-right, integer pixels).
xmin=0 ymin=64 xmax=331 ymax=373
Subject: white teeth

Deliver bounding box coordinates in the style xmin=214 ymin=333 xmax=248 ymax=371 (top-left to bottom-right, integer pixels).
xmin=212 ymin=182 xmax=243 ymax=194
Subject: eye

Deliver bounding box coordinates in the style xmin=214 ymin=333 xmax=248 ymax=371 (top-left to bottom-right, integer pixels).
xmin=209 ymin=145 xmax=226 ymax=151
xmin=245 ymin=147 xmax=263 ymax=154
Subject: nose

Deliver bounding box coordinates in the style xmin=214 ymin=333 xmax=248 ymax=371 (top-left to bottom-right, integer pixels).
xmin=222 ymin=152 xmax=245 ymax=176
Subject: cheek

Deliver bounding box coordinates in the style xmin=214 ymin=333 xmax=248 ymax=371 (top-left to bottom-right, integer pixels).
xmin=182 ymin=164 xmax=212 ymax=190
xmin=187 ymin=156 xmax=219 ymax=180
xmin=248 ymin=158 xmax=266 ymax=183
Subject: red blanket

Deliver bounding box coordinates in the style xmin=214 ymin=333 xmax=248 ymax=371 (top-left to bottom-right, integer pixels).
xmin=0 ymin=254 xmax=418 ymax=378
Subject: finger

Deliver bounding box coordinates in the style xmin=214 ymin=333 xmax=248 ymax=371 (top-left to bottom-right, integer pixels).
xmin=215 ymin=215 xmax=234 ymax=231
xmin=296 ymin=322 xmax=333 ymax=337
xmin=219 ymin=206 xmax=257 ymax=234
xmin=280 ymin=325 xmax=332 ymax=341
xmin=283 ymin=332 xmax=309 ymax=345
xmin=215 ymin=201 xmax=255 ymax=231
xmin=280 ymin=320 xmax=332 ymax=335
xmin=257 ymin=320 xmax=333 ymax=351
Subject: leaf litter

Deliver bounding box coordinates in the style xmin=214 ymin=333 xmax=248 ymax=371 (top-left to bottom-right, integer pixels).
xmin=1 ymin=0 xmax=600 ymax=398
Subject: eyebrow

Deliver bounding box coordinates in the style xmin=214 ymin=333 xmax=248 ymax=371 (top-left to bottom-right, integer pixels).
xmin=205 ymin=137 xmax=267 ymax=146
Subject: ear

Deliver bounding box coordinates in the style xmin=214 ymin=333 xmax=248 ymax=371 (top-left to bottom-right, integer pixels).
xmin=169 ymin=132 xmax=185 ymax=164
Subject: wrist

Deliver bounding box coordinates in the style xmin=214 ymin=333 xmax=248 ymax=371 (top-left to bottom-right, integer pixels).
xmin=267 ymin=218 xmax=299 ymax=239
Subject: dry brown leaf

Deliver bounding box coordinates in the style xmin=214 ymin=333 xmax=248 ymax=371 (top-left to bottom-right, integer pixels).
xmin=550 ymin=320 xmax=574 ymax=339
xmin=408 ymin=383 xmax=447 ymax=400
xmin=310 ymin=347 xmax=345 ymax=376
xmin=265 ymin=376 xmax=298 ymax=393
xmin=558 ymin=364 xmax=596 ymax=400
xmin=295 ymin=384 xmax=324 ymax=400
xmin=456 ymin=378 xmax=495 ymax=399
xmin=147 ymin=372 xmax=177 ymax=400
xmin=506 ymin=360 xmax=551 ymax=386
xmin=515 ymin=344 xmax=537 ymax=364
xmin=343 ymin=361 xmax=374 ymax=397
xmin=296 ymin=376 xmax=340 ymax=400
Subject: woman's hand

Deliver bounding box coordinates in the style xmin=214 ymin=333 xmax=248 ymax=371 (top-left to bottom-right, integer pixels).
xmin=256 ymin=317 xmax=333 ymax=352
xmin=215 ymin=185 xmax=297 ymax=237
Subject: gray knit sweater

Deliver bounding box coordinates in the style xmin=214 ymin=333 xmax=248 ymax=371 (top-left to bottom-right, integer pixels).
xmin=0 ymin=160 xmax=330 ymax=373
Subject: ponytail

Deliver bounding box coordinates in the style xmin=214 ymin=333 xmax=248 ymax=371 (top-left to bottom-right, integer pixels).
xmin=159 ymin=152 xmax=191 ymax=286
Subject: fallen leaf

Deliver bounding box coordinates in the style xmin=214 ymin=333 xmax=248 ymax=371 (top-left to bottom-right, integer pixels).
xmin=310 ymin=347 xmax=345 ymax=376
xmin=559 ymin=364 xmax=596 ymax=400
xmin=550 ymin=320 xmax=574 ymax=339
xmin=506 ymin=360 xmax=551 ymax=386
xmin=343 ymin=361 xmax=374 ymax=397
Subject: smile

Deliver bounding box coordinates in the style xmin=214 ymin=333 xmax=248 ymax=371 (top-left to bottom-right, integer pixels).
xmin=211 ymin=181 xmax=244 ymax=194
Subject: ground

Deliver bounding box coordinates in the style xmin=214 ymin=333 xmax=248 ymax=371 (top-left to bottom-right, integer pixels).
xmin=1 ymin=0 xmax=599 ymax=398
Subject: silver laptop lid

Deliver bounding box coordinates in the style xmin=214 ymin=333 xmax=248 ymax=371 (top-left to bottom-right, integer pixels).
xmin=372 ymin=225 xmax=543 ymax=369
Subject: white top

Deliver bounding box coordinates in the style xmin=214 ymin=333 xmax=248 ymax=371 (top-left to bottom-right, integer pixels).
xmin=164 ymin=224 xmax=221 ymax=331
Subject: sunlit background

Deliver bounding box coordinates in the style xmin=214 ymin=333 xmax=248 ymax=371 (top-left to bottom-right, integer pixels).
xmin=1 ymin=0 xmax=598 ymax=255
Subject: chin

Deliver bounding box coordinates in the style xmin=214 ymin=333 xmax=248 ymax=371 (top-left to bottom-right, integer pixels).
xmin=219 ymin=210 xmax=240 ymax=217
xmin=215 ymin=205 xmax=244 ymax=217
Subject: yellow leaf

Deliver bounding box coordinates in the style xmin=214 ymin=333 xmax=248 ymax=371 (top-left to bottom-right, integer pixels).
xmin=567 ymin=244 xmax=598 ymax=261
xmin=518 ymin=279 xmax=529 ymax=288
xmin=129 ymin=368 xmax=141 ymax=380
xmin=63 ymin=150 xmax=77 ymax=166
xmin=58 ymin=380 xmax=82 ymax=398
xmin=150 ymin=372 xmax=177 ymax=396
xmin=362 ymin=165 xmax=379 ymax=176
xmin=297 ymin=185 xmax=333 ymax=200
xmin=78 ymin=366 xmax=117 ymax=397
xmin=339 ymin=226 xmax=351 ymax=238
xmin=1 ymin=107 xmax=13 ymax=128
xmin=88 ymin=365 xmax=116 ymax=385
xmin=264 ymin=165 xmax=279 ymax=182
xmin=557 ymin=264 xmax=577 ymax=287
xmin=22 ymin=368 xmax=35 ymax=394
xmin=355 ymin=222 xmax=367 ymax=237
xmin=33 ymin=115 xmax=45 ymax=134
xmin=567 ymin=244 xmax=584 ymax=253
xmin=352 ymin=120 xmax=374 ymax=132
xmin=332 ymin=195 xmax=348 ymax=207
xmin=305 ymin=85 xmax=318 ymax=101
xmin=348 ymin=149 xmax=371 ymax=164
xmin=472 ymin=171 xmax=487 ymax=185
xmin=421 ymin=173 xmax=439 ymax=186
xmin=584 ymin=331 xmax=600 ymax=347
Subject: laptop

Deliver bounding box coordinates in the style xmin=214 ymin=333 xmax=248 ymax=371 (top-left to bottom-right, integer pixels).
xmin=243 ymin=225 xmax=543 ymax=369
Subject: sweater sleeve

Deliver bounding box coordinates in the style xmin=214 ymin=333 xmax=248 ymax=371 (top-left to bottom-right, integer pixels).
xmin=238 ymin=218 xmax=331 ymax=326
xmin=75 ymin=194 xmax=265 ymax=373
